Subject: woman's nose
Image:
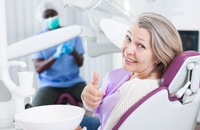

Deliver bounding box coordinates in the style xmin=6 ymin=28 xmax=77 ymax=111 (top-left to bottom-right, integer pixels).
xmin=126 ymin=43 xmax=135 ymax=55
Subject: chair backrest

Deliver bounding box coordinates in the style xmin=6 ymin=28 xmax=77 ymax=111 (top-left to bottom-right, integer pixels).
xmin=161 ymin=51 xmax=200 ymax=97
xmin=113 ymin=51 xmax=200 ymax=130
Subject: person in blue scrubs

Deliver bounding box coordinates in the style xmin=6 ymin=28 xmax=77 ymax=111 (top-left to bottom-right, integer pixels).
xmin=31 ymin=2 xmax=86 ymax=107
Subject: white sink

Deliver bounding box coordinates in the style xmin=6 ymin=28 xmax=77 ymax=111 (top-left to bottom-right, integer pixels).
xmin=15 ymin=105 xmax=85 ymax=130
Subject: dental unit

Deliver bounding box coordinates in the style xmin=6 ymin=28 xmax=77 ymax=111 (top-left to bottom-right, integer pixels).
xmin=63 ymin=0 xmax=133 ymax=57
xmin=0 ymin=3 xmax=82 ymax=127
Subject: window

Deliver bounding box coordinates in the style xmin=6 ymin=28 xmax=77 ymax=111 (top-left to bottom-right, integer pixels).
xmin=178 ymin=30 xmax=199 ymax=51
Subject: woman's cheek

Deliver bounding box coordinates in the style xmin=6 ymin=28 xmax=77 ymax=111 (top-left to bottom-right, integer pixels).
xmin=121 ymin=48 xmax=125 ymax=57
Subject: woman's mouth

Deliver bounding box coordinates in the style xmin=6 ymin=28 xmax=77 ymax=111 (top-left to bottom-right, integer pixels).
xmin=124 ymin=56 xmax=137 ymax=64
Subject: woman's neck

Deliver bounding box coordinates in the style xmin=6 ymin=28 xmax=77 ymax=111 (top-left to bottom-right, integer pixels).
xmin=131 ymin=72 xmax=160 ymax=80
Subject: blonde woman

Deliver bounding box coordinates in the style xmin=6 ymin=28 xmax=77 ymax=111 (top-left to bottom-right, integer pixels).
xmin=80 ymin=12 xmax=183 ymax=130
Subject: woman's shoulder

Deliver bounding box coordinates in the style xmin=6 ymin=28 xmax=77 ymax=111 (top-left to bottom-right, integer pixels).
xmin=100 ymin=68 xmax=132 ymax=95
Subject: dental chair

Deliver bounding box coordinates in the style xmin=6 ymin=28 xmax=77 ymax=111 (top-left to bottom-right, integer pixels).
xmin=55 ymin=93 xmax=80 ymax=106
xmin=113 ymin=50 xmax=200 ymax=130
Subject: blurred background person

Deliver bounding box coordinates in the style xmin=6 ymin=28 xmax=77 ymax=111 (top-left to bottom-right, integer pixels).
xmin=31 ymin=1 xmax=86 ymax=107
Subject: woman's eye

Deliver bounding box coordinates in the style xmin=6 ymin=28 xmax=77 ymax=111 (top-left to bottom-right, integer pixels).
xmin=125 ymin=35 xmax=131 ymax=42
xmin=139 ymin=44 xmax=146 ymax=49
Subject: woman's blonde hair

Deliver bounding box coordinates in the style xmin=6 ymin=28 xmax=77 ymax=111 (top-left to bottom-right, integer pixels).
xmin=136 ymin=12 xmax=183 ymax=76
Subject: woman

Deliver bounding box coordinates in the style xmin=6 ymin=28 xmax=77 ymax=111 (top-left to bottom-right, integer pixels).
xmin=80 ymin=12 xmax=183 ymax=130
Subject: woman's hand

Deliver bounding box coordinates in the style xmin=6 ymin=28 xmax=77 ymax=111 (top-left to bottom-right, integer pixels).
xmin=82 ymin=72 xmax=105 ymax=109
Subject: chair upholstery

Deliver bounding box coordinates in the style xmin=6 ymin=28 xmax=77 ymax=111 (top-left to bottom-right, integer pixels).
xmin=55 ymin=93 xmax=79 ymax=106
xmin=113 ymin=51 xmax=200 ymax=130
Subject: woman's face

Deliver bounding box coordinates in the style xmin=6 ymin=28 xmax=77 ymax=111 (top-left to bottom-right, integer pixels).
xmin=122 ymin=24 xmax=157 ymax=78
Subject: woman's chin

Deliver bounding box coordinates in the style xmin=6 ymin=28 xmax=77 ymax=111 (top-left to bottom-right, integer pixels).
xmin=123 ymin=65 xmax=134 ymax=72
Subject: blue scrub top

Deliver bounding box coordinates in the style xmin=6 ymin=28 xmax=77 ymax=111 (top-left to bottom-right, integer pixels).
xmin=32 ymin=28 xmax=85 ymax=88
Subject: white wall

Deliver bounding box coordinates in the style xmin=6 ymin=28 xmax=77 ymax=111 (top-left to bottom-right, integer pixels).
xmin=132 ymin=0 xmax=200 ymax=30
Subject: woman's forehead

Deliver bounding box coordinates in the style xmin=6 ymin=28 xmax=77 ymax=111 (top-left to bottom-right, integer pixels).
xmin=128 ymin=25 xmax=151 ymax=42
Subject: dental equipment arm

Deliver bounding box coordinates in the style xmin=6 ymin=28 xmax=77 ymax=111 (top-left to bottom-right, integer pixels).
xmin=81 ymin=25 xmax=121 ymax=57
xmin=100 ymin=18 xmax=129 ymax=49
xmin=86 ymin=42 xmax=120 ymax=57
xmin=63 ymin=0 xmax=133 ymax=21
xmin=2 ymin=61 xmax=35 ymax=114
xmin=8 ymin=25 xmax=81 ymax=60
xmin=62 ymin=0 xmax=132 ymax=57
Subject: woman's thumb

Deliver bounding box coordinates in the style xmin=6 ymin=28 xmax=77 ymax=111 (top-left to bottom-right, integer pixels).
xmin=92 ymin=71 xmax=99 ymax=87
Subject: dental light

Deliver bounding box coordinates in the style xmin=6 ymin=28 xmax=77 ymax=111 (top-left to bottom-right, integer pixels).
xmin=8 ymin=25 xmax=81 ymax=60
xmin=63 ymin=0 xmax=133 ymax=21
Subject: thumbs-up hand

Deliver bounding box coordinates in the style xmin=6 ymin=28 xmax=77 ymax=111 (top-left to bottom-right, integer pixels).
xmin=92 ymin=71 xmax=99 ymax=88
xmin=81 ymin=72 xmax=105 ymax=109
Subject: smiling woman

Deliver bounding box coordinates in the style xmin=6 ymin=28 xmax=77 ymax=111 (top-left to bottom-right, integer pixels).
xmin=81 ymin=12 xmax=183 ymax=130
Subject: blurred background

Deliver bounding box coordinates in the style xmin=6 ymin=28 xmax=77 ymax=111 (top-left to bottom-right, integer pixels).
xmin=2 ymin=0 xmax=200 ymax=98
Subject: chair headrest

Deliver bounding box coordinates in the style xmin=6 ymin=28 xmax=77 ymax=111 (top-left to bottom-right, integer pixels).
xmin=161 ymin=51 xmax=200 ymax=96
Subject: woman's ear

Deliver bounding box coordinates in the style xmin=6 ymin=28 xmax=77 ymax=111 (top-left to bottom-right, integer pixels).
xmin=155 ymin=60 xmax=160 ymax=64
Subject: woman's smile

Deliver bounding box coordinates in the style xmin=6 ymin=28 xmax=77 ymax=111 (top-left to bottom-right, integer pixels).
xmin=124 ymin=56 xmax=137 ymax=65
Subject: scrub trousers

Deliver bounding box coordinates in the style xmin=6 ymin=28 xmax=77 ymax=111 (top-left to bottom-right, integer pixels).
xmin=32 ymin=82 xmax=86 ymax=106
